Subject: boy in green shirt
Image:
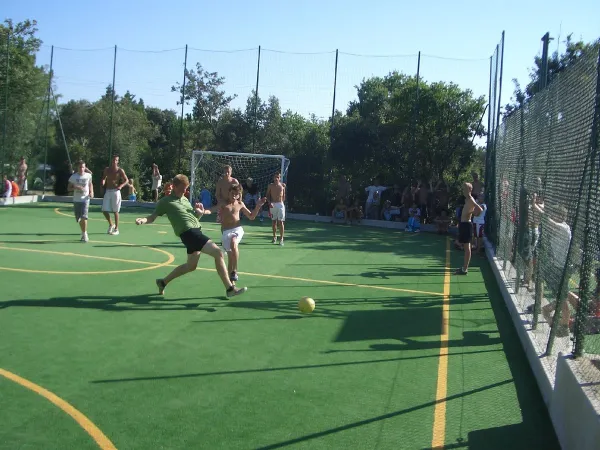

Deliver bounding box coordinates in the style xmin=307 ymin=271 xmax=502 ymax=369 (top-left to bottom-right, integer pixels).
xmin=135 ymin=174 xmax=247 ymax=298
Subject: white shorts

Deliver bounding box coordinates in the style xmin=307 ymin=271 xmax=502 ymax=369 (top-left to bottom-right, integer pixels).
xmin=270 ymin=202 xmax=286 ymax=221
xmin=102 ymin=189 xmax=122 ymax=213
xmin=221 ymin=226 xmax=244 ymax=252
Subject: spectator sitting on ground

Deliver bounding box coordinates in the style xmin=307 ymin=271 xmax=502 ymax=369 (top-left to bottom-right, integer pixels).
xmin=346 ymin=198 xmax=363 ymax=225
xmin=126 ymin=178 xmax=137 ymax=201
xmin=435 ymin=210 xmax=451 ymax=234
xmin=2 ymin=175 xmax=12 ymax=198
xmin=331 ymin=198 xmax=347 ymax=223
xmin=10 ymin=177 xmax=20 ymax=197
xmin=406 ymin=203 xmax=421 ymax=232
xmin=381 ymin=200 xmax=401 ymax=221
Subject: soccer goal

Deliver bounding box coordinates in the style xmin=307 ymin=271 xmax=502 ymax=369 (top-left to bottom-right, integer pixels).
xmin=190 ymin=150 xmax=290 ymax=206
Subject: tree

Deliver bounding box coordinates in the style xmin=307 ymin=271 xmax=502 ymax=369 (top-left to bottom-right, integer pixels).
xmin=331 ymin=72 xmax=485 ymax=194
xmin=504 ymin=35 xmax=596 ymax=117
xmin=172 ymin=63 xmax=236 ymax=149
xmin=0 ymin=19 xmax=49 ymax=175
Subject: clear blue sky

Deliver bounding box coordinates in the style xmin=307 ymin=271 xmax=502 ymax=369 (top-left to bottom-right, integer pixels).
xmin=4 ymin=0 xmax=600 ymax=125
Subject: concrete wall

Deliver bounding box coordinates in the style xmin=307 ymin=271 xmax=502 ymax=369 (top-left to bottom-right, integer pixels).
xmin=0 ymin=195 xmax=40 ymax=206
xmin=485 ymin=238 xmax=600 ymax=450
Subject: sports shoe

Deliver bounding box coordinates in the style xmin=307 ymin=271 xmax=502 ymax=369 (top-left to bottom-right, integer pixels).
xmin=230 ymin=271 xmax=239 ymax=282
xmin=279 ymin=240 xmax=284 ymax=246
xmin=107 ymin=225 xmax=114 ymax=234
xmin=156 ymin=279 xmax=166 ymax=295
xmin=272 ymin=237 xmax=277 ymax=244
xmin=226 ymin=286 xmax=247 ymax=298
xmin=112 ymin=228 xmax=120 ymax=236
xmin=81 ymin=232 xmax=89 ymax=243
xmin=454 ymin=268 xmax=468 ymax=275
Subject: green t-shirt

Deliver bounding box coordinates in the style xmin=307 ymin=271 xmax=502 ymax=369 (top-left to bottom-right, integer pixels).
xmin=154 ymin=194 xmax=201 ymax=237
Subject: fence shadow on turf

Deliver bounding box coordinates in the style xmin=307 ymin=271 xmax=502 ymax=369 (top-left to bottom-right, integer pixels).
xmin=0 ymin=294 xmax=217 ymax=312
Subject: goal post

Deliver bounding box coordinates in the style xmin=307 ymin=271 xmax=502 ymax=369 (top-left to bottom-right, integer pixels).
xmin=190 ymin=150 xmax=290 ymax=206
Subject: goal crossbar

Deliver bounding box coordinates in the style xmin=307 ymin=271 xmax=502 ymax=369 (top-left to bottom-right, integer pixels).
xmin=189 ymin=150 xmax=290 ymax=206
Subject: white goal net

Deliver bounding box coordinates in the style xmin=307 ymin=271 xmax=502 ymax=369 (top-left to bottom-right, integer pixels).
xmin=190 ymin=150 xmax=290 ymax=208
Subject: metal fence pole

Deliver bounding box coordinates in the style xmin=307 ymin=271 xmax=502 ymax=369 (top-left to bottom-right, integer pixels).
xmin=252 ymin=45 xmax=261 ymax=153
xmin=42 ymin=45 xmax=53 ymax=196
xmin=178 ymin=44 xmax=188 ymax=173
xmin=330 ymin=49 xmax=338 ymax=144
xmin=108 ymin=45 xmax=117 ymax=163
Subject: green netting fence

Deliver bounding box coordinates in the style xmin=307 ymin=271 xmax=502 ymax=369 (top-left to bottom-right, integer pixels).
xmin=488 ymin=42 xmax=600 ymax=373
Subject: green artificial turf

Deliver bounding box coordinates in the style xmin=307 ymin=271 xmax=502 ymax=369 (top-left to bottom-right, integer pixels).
xmin=0 ymin=202 xmax=558 ymax=449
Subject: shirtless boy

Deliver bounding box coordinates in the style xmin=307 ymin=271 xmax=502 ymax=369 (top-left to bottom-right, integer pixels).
xmin=102 ymin=154 xmax=129 ymax=235
xmin=215 ymin=165 xmax=239 ymax=228
xmin=209 ymin=183 xmax=266 ymax=283
xmin=135 ymin=174 xmax=247 ymax=299
xmin=455 ymin=182 xmax=483 ymax=275
xmin=17 ymin=157 xmax=28 ymax=193
xmin=266 ymin=172 xmax=286 ymax=245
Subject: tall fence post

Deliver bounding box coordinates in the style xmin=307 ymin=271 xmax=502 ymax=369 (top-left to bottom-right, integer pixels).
xmin=412 ymin=51 xmax=421 ymax=157
xmin=330 ymin=49 xmax=338 ymax=145
xmin=540 ymin=32 xmax=552 ymax=91
xmin=1 ymin=26 xmax=10 ymax=180
xmin=42 ymin=45 xmax=54 ymax=196
xmin=252 ymin=45 xmax=261 ymax=153
xmin=492 ymin=32 xmax=505 ymax=249
xmin=178 ymin=44 xmax=188 ymax=173
xmin=573 ymin=45 xmax=600 ymax=358
xmin=108 ymin=45 xmax=117 ymax=164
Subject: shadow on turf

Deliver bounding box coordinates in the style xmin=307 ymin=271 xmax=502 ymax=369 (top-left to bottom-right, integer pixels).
xmin=0 ymin=294 xmax=218 ymax=312
xmin=429 ymin=262 xmax=561 ymax=450
xmin=91 ymin=349 xmax=503 ymax=384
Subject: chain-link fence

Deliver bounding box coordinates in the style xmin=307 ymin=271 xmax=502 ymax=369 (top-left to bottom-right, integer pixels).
xmin=490 ymin=42 xmax=600 ymax=391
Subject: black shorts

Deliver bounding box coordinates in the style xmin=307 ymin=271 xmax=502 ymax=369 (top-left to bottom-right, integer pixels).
xmin=458 ymin=221 xmax=472 ymax=244
xmin=179 ymin=228 xmax=211 ymax=254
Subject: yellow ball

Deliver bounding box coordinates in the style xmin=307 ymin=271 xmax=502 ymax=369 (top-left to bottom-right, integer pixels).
xmin=298 ymin=297 xmax=316 ymax=313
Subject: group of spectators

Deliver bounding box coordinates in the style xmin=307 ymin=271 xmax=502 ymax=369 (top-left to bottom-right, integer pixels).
xmin=330 ymin=172 xmax=485 ymax=234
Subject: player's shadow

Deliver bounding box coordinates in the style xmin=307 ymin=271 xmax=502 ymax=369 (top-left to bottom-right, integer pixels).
xmin=0 ymin=294 xmax=217 ymax=312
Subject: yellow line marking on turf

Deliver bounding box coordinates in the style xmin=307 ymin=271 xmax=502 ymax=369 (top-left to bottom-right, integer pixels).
xmin=431 ymin=238 xmax=451 ymax=449
xmin=0 ymin=368 xmax=117 ymax=450
xmin=0 ymin=240 xmax=174 ymax=275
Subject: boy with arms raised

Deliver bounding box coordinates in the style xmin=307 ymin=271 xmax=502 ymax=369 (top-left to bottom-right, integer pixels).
xmin=455 ymin=182 xmax=483 ymax=275
xmin=210 ymin=183 xmax=266 ymax=282
xmin=266 ymin=172 xmax=286 ymax=245
xmin=68 ymin=160 xmax=94 ymax=242
xmin=135 ymin=174 xmax=247 ymax=298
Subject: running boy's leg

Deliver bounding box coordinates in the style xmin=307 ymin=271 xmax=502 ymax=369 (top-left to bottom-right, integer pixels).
xmin=157 ymin=232 xmax=245 ymax=297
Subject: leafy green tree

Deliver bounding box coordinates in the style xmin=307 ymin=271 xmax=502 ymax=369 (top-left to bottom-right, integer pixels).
xmin=504 ymin=35 xmax=597 ymax=117
xmin=0 ymin=19 xmax=49 ymax=176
